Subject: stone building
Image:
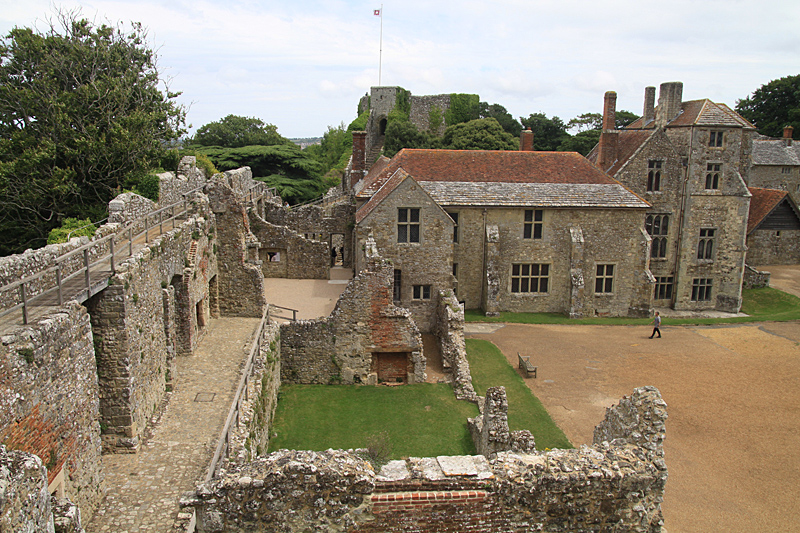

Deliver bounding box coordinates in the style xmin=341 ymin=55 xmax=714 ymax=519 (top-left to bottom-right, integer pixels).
xmin=748 ymin=127 xmax=800 ymax=206
xmin=588 ymin=82 xmax=754 ymax=312
xmin=746 ymin=187 xmax=800 ymax=265
xmin=349 ymin=142 xmax=653 ymax=326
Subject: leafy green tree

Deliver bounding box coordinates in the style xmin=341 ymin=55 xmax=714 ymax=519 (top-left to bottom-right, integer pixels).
xmin=191 ymin=115 xmax=291 ymax=148
xmin=445 ymin=94 xmax=480 ymax=126
xmin=520 ymin=113 xmax=569 ymax=151
xmin=615 ymin=110 xmax=640 ymax=129
xmin=558 ymin=130 xmax=601 ymax=156
xmin=0 ymin=11 xmax=185 ymax=255
xmin=196 ymin=144 xmax=328 ymax=205
xmin=384 ymin=120 xmax=431 ymax=157
xmin=479 ymin=103 xmax=522 ymax=137
xmin=567 ymin=113 xmax=602 ymax=132
xmin=440 ymin=118 xmax=518 ymax=151
xmin=736 ymin=75 xmax=800 ymax=138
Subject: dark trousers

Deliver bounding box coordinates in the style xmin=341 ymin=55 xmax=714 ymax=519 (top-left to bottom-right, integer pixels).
xmin=650 ymin=327 xmax=661 ymax=338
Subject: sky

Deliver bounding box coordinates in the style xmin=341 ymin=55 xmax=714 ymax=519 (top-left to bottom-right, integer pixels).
xmin=1 ymin=0 xmax=799 ymax=139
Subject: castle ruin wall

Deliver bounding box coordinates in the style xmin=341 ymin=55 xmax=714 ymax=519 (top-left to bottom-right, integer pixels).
xmin=409 ymin=94 xmax=451 ymax=136
xmin=0 ymin=302 xmax=103 ymax=519
xmin=248 ymin=213 xmax=329 ymax=279
xmin=185 ymin=387 xmax=668 ymax=533
xmin=434 ymin=290 xmax=477 ymax=402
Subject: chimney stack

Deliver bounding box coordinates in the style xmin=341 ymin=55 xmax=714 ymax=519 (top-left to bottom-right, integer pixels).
xmin=597 ymin=91 xmax=619 ymax=171
xmin=643 ymin=86 xmax=656 ymax=126
xmin=655 ymin=82 xmax=683 ymax=127
xmin=349 ymin=131 xmax=368 ymax=190
xmin=784 ymin=126 xmax=793 ymax=146
xmin=519 ymin=128 xmax=534 ymax=151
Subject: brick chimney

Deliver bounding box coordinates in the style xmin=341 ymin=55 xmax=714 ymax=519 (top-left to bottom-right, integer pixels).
xmin=655 ymin=82 xmax=683 ymax=127
xmin=349 ymin=131 xmax=367 ymax=191
xmin=784 ymin=126 xmax=793 ymax=146
xmin=597 ymin=91 xmax=619 ymax=171
xmin=519 ymin=128 xmax=534 ymax=151
xmin=643 ymin=86 xmax=656 ymax=126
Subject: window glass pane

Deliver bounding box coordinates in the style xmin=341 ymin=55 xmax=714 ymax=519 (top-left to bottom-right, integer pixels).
xmin=541 ymin=264 xmax=549 ymax=276
xmin=525 ymin=210 xmax=533 ymax=222
xmin=595 ymin=278 xmax=603 ymax=293
xmin=410 ymin=208 xmax=419 ymax=223
xmin=512 ymin=278 xmax=519 ymax=292
xmin=534 ymin=210 xmax=543 ymax=222
xmin=410 ymin=225 xmax=419 ymax=242
xmin=521 ymin=264 xmax=530 ymax=276
xmin=398 ymin=208 xmax=407 ymax=222
xmin=533 ymin=225 xmax=542 ymax=239
xmin=398 ymin=226 xmax=407 ymax=242
xmin=521 ymin=278 xmax=529 ymax=292
xmin=523 ymin=225 xmax=532 ymax=239
xmin=540 ymin=278 xmax=548 ymax=293
xmin=596 ymin=265 xmax=604 ymax=276
xmin=605 ymin=278 xmax=613 ymax=292
xmin=512 ymin=264 xmax=520 ymax=276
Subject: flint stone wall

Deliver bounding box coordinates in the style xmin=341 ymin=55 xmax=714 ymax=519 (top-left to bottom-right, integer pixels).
xmin=157 ymin=156 xmax=208 ymax=207
xmin=248 ymin=213 xmax=329 ymax=279
xmin=0 ymin=446 xmax=55 ymax=532
xmin=108 ymin=192 xmax=157 ymax=229
xmin=186 ymin=387 xmax=668 ymax=533
xmin=280 ymin=254 xmax=423 ymax=385
xmin=87 ymin=198 xmax=218 ymax=453
xmin=469 ymin=386 xmax=535 ymax=457
xmin=409 ymin=94 xmax=451 ymax=136
xmin=0 ymin=303 xmax=103 ymax=520
xmin=742 ymin=264 xmax=771 ymax=289
xmin=434 ymin=290 xmax=477 ymax=402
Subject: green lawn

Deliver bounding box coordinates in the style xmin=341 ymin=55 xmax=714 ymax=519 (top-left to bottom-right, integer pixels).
xmin=465 ymin=287 xmax=800 ymax=326
xmin=268 ymin=383 xmax=479 ymax=458
xmin=465 ymin=339 xmax=572 ymax=450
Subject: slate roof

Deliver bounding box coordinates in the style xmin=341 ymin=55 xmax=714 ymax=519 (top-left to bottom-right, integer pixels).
xmin=355 ymin=149 xmax=649 ymax=217
xmin=752 ymin=139 xmax=800 ymax=166
xmin=747 ymin=188 xmax=789 ymax=233
xmin=626 ymin=100 xmax=755 ymax=129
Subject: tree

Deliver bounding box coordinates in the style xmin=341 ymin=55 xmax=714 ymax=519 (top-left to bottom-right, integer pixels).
xmin=736 ymin=75 xmax=800 ymax=138
xmin=190 ymin=115 xmax=291 ymax=148
xmin=440 ymin=118 xmax=518 ymax=151
xmin=480 ymin=102 xmax=522 ymax=137
xmin=567 ymin=113 xmax=602 ymax=132
xmin=520 ymin=113 xmax=569 ymax=151
xmin=384 ymin=120 xmax=431 ymax=157
xmin=615 ymin=110 xmax=640 ymax=129
xmin=0 ymin=10 xmax=185 ymax=255
xmin=558 ymin=129 xmax=602 ymax=156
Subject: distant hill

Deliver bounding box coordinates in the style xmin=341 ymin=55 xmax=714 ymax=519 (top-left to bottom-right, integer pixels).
xmin=291 ymin=138 xmax=322 ymax=149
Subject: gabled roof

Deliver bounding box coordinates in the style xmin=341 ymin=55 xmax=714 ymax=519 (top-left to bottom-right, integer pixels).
xmin=747 ymin=188 xmax=800 ymax=233
xmin=585 ymin=129 xmax=654 ymax=175
xmin=355 ymin=149 xmax=649 ymax=210
xmin=752 ymin=139 xmax=800 ymax=166
xmin=354 ymin=155 xmax=391 ymax=195
xmin=626 ymin=100 xmax=755 ymax=129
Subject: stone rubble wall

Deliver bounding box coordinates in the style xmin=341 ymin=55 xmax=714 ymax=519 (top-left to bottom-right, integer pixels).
xmin=280 ymin=250 xmax=423 ymax=385
xmin=409 ymin=94 xmax=451 ymax=136
xmin=185 ymin=387 xmax=668 ymax=533
xmin=742 ymin=264 xmax=771 ymax=289
xmin=248 ymin=212 xmax=329 ymax=279
xmin=0 ymin=445 xmax=56 ymax=532
xmin=468 ymin=386 xmax=535 ymax=457
xmin=207 ymin=175 xmax=267 ymax=318
xmin=434 ymin=290 xmax=477 ymax=402
xmin=157 ymin=156 xmax=208 ymax=207
xmin=86 ymin=197 xmax=218 ymax=453
xmin=0 ymin=303 xmax=103 ymax=520
xmin=746 ymin=228 xmax=800 ymax=265
xmin=225 ymin=321 xmax=281 ymax=463
xmin=108 ymin=192 xmax=157 ymax=229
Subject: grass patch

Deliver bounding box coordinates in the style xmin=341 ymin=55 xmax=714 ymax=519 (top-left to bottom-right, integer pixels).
xmin=466 ymin=339 xmax=572 ymax=450
xmin=465 ymin=287 xmax=800 ymax=326
xmin=268 ymin=383 xmax=478 ymax=459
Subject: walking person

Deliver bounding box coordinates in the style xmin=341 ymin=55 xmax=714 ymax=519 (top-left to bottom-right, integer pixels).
xmin=649 ymin=311 xmax=662 ymax=339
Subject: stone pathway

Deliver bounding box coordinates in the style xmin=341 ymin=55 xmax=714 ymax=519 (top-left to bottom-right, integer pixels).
xmin=85 ymin=317 xmax=261 ymax=532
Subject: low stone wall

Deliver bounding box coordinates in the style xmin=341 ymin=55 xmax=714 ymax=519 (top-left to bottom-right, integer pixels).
xmin=743 ymin=264 xmax=771 ymax=289
xmin=0 ymin=303 xmax=103 ymax=519
xmin=184 ymin=387 xmax=668 ymax=532
xmin=468 ymin=386 xmax=535 ymax=457
xmin=280 ymin=250 xmax=423 ymax=385
xmin=434 ymin=291 xmax=477 ymax=402
xmin=225 ymin=321 xmax=281 ymax=463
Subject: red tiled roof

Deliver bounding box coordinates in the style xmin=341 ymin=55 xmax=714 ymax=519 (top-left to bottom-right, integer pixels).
xmin=586 ymin=130 xmax=654 ymax=175
xmin=356 ymin=169 xmax=411 ymax=224
xmin=747 ymin=187 xmax=788 ymax=233
xmin=356 ymin=149 xmax=621 ymax=199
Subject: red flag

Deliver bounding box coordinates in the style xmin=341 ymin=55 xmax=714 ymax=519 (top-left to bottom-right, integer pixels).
xmin=374 ymin=9 xmax=381 ymax=16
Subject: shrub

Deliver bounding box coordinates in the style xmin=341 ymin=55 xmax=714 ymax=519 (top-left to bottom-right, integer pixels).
xmin=47 ymin=218 xmax=96 ymax=244
xmin=135 ymin=173 xmax=160 ymax=202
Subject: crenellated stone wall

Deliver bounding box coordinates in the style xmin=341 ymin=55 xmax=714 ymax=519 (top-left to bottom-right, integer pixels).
xmin=280 ymin=243 xmax=424 ymax=385
xmin=0 ymin=303 xmax=103 ymax=519
xmin=184 ymin=387 xmax=668 ymax=533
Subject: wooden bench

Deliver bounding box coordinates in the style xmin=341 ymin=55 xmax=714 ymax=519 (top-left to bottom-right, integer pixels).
xmin=518 ymin=352 xmax=537 ymax=378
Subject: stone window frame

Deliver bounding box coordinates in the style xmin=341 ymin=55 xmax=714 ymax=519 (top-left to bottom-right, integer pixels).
xmin=510 ymin=263 xmax=550 ymax=294
xmin=697 ymin=228 xmax=716 ymax=261
xmin=594 ymin=263 xmax=615 ymax=294
xmin=691 ymin=278 xmax=713 ymax=302
xmin=709 ymin=131 xmax=724 ymax=148
xmin=705 ymin=163 xmax=721 ymax=190
xmin=654 ymin=276 xmax=674 ymax=300
xmin=523 ymin=209 xmax=543 ymax=239
xmin=397 ymin=207 xmax=420 ymax=243
xmin=412 ymin=284 xmax=431 ymax=300
xmin=645 ymin=213 xmax=669 ymax=259
xmin=646 ymin=160 xmax=663 ymax=192
xmin=447 ymin=211 xmax=459 ymax=243
xmin=781 ymin=167 xmax=792 ymax=174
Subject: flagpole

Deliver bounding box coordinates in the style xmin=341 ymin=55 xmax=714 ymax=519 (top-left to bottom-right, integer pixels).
xmin=378 ymin=4 xmax=383 ymax=86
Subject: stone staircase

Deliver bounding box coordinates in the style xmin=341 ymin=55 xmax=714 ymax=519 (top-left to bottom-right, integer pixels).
xmin=367 ymin=135 xmax=385 ymax=166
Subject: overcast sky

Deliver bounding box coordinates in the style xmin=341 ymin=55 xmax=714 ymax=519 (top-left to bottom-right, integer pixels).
xmin=2 ymin=0 xmax=799 ymax=138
